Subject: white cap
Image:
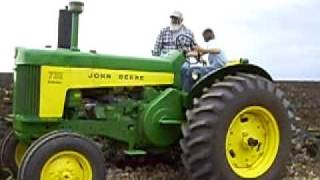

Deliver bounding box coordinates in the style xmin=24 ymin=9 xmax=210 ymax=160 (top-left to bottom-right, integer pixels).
xmin=170 ymin=11 xmax=183 ymax=20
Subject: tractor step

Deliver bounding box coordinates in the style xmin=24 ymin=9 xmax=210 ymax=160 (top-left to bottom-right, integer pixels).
xmin=124 ymin=149 xmax=147 ymax=155
xmin=159 ymin=119 xmax=182 ymax=125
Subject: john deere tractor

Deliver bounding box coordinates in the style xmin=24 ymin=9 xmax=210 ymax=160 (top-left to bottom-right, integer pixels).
xmin=0 ymin=1 xmax=293 ymax=180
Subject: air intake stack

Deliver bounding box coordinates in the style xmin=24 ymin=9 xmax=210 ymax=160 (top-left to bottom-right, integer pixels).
xmin=58 ymin=1 xmax=84 ymax=50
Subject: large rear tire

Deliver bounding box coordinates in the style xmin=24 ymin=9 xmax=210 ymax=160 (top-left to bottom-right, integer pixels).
xmin=17 ymin=131 xmax=106 ymax=180
xmin=181 ymin=73 xmax=293 ymax=180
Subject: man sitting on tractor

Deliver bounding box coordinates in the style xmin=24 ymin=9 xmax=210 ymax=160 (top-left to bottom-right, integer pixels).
xmin=196 ymin=28 xmax=227 ymax=69
xmin=182 ymin=29 xmax=228 ymax=91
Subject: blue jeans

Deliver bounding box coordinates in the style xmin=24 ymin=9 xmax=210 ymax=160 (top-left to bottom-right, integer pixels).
xmin=181 ymin=62 xmax=222 ymax=91
xmin=208 ymin=53 xmax=227 ymax=70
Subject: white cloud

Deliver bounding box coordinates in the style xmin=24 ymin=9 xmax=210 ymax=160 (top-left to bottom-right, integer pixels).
xmin=0 ymin=0 xmax=319 ymax=80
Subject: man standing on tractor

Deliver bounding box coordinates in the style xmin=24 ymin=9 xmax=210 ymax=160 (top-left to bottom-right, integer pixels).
xmin=152 ymin=11 xmax=200 ymax=91
xmin=152 ymin=11 xmax=198 ymax=91
xmin=152 ymin=11 xmax=195 ymax=56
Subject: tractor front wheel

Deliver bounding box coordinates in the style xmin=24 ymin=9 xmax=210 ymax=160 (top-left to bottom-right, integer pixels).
xmin=0 ymin=130 xmax=27 ymax=176
xmin=181 ymin=73 xmax=293 ymax=180
xmin=17 ymin=131 xmax=106 ymax=180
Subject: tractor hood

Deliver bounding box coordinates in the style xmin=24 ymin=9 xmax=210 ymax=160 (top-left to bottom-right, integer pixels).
xmin=15 ymin=47 xmax=185 ymax=73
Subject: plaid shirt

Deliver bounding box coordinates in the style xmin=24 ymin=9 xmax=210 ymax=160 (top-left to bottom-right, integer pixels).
xmin=152 ymin=25 xmax=195 ymax=56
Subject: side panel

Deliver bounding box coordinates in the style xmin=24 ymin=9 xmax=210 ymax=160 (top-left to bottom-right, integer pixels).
xmin=39 ymin=66 xmax=174 ymax=118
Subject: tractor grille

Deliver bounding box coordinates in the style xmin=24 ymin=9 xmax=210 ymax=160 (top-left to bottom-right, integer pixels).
xmin=14 ymin=65 xmax=40 ymax=117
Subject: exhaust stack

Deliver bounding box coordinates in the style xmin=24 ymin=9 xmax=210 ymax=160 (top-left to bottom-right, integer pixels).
xmin=69 ymin=1 xmax=84 ymax=50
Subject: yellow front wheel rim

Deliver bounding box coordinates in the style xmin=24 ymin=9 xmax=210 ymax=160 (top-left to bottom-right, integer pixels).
xmin=41 ymin=151 xmax=93 ymax=180
xmin=15 ymin=143 xmax=27 ymax=166
xmin=226 ymin=106 xmax=280 ymax=178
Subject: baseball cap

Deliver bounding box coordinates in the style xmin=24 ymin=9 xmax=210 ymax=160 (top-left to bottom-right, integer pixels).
xmin=170 ymin=11 xmax=183 ymax=20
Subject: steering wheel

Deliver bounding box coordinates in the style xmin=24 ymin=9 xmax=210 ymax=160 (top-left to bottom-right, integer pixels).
xmin=175 ymin=34 xmax=196 ymax=51
xmin=175 ymin=34 xmax=204 ymax=65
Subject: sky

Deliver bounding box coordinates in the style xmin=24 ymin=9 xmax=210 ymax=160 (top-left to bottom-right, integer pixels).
xmin=0 ymin=0 xmax=319 ymax=80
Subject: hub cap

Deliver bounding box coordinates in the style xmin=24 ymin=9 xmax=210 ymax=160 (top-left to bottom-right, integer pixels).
xmin=226 ymin=106 xmax=280 ymax=178
xmin=41 ymin=151 xmax=92 ymax=180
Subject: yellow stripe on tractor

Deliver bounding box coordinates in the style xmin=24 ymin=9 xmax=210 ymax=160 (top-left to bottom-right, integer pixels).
xmin=39 ymin=66 xmax=174 ymax=118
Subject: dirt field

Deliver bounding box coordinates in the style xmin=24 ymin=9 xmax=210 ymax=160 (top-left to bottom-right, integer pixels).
xmin=277 ymin=81 xmax=320 ymax=180
xmin=0 ymin=74 xmax=319 ymax=180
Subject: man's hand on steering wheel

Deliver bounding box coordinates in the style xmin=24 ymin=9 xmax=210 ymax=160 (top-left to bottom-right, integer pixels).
xmin=175 ymin=34 xmax=206 ymax=65
xmin=186 ymin=50 xmax=198 ymax=58
xmin=186 ymin=49 xmax=207 ymax=65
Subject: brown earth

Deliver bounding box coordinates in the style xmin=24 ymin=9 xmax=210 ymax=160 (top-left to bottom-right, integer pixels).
xmin=0 ymin=74 xmax=319 ymax=180
xmin=277 ymin=81 xmax=320 ymax=180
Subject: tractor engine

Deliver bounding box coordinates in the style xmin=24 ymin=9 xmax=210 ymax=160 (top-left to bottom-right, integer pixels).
xmin=62 ymin=85 xmax=183 ymax=149
xmin=64 ymin=87 xmax=153 ymax=121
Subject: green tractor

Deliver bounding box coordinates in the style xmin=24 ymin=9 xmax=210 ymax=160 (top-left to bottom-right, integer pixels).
xmin=0 ymin=1 xmax=293 ymax=180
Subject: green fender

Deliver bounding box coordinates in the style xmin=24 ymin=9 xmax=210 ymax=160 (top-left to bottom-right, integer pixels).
xmin=189 ymin=64 xmax=273 ymax=99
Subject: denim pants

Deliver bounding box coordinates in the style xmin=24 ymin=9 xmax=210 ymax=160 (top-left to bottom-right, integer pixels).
xmin=181 ymin=61 xmax=224 ymax=92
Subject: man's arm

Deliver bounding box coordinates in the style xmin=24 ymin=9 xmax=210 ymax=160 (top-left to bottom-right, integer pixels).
xmin=152 ymin=32 xmax=162 ymax=56
xmin=196 ymin=46 xmax=221 ymax=54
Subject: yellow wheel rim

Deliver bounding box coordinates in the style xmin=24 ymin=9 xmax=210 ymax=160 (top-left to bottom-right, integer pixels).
xmin=226 ymin=106 xmax=280 ymax=178
xmin=41 ymin=151 xmax=93 ymax=180
xmin=15 ymin=143 xmax=27 ymax=166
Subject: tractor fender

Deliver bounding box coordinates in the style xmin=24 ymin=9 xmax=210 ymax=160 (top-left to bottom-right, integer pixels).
xmin=190 ymin=64 xmax=273 ymax=98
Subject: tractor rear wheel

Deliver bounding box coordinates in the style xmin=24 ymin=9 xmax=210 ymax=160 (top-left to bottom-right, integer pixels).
xmin=180 ymin=73 xmax=293 ymax=180
xmin=0 ymin=130 xmax=27 ymax=176
xmin=17 ymin=131 xmax=106 ymax=180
